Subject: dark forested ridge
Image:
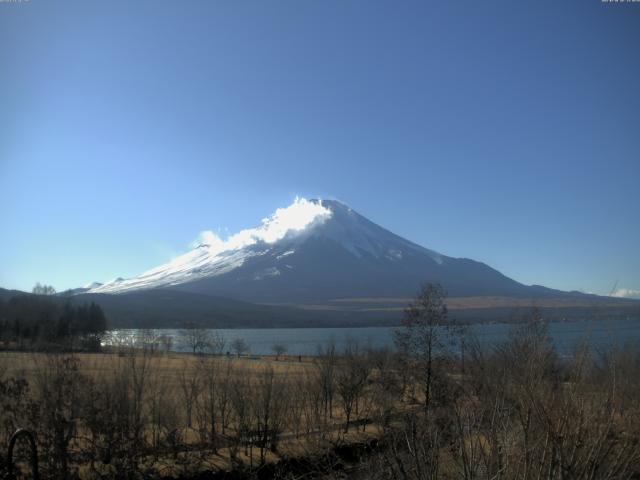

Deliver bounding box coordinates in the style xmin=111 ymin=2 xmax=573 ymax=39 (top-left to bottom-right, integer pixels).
xmin=0 ymin=289 xmax=107 ymax=350
xmin=1 ymin=286 xmax=639 ymax=330
xmin=72 ymin=289 xmax=398 ymax=328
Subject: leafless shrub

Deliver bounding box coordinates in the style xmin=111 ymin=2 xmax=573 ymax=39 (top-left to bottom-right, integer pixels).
xmin=315 ymin=341 xmax=338 ymax=433
xmin=336 ymin=342 xmax=371 ymax=433
xmin=231 ymin=337 xmax=250 ymax=357
xmin=272 ymin=343 xmax=287 ymax=360
xmin=178 ymin=359 xmax=201 ymax=429
xmin=252 ymin=365 xmax=289 ymax=463
xmin=30 ymin=354 xmax=83 ymax=479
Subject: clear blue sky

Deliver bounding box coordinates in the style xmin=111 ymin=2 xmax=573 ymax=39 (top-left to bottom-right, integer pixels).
xmin=1 ymin=0 xmax=638 ymax=297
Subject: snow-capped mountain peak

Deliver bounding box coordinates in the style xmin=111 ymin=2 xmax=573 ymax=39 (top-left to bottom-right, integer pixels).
xmin=83 ymin=197 xmax=537 ymax=302
xmin=89 ymin=197 xmax=333 ymax=294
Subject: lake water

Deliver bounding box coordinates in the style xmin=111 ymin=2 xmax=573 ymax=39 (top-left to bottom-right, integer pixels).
xmin=107 ymin=317 xmax=640 ymax=356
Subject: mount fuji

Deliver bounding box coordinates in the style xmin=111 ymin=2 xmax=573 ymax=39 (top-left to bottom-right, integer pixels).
xmin=86 ymin=198 xmax=539 ymax=301
xmin=70 ymin=198 xmax=637 ymax=327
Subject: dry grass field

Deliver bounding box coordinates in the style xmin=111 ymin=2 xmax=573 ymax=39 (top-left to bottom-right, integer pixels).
xmin=0 ymin=350 xmax=315 ymax=382
xmin=0 ymin=348 xmax=389 ymax=479
xmin=2 ymin=314 xmax=640 ymax=479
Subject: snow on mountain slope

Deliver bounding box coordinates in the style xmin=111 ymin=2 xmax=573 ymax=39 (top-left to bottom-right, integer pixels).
xmin=309 ymin=199 xmax=444 ymax=264
xmin=90 ymin=198 xmax=332 ymax=294
xmin=87 ymin=197 xmax=535 ymax=301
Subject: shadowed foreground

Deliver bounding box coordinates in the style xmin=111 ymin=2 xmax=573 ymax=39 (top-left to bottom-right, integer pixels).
xmin=1 ymin=317 xmax=639 ymax=479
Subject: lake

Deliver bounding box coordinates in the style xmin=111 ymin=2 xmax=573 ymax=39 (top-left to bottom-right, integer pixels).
xmin=107 ymin=317 xmax=640 ymax=356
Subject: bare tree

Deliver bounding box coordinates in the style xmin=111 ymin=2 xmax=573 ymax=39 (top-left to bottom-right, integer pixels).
xmin=138 ymin=328 xmax=161 ymax=353
xmin=231 ymin=337 xmax=249 ymax=357
xmin=208 ymin=331 xmax=226 ymax=355
xmin=194 ymin=356 xmax=222 ymax=452
xmin=215 ymin=357 xmax=235 ymax=435
xmin=252 ymin=365 xmax=289 ymax=463
xmin=32 ymin=283 xmax=56 ymax=295
xmin=157 ymin=333 xmax=173 ymax=353
xmin=31 ymin=354 xmax=83 ymax=478
xmin=179 ymin=324 xmax=212 ymax=355
xmin=229 ymin=372 xmax=252 ymax=466
xmin=178 ymin=360 xmax=201 ymax=429
xmin=394 ymin=283 xmax=460 ymax=413
xmin=271 ymin=343 xmax=287 ymax=360
xmin=368 ymin=347 xmax=402 ymax=430
xmin=315 ymin=340 xmax=337 ymax=430
xmin=336 ymin=342 xmax=371 ymax=432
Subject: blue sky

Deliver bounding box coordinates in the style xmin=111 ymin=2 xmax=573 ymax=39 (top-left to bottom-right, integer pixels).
xmin=1 ymin=0 xmax=638 ymax=297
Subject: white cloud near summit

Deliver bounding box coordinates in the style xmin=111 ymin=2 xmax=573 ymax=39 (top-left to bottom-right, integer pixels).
xmin=191 ymin=197 xmax=332 ymax=257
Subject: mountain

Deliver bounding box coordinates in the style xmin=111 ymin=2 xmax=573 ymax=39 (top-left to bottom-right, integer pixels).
xmin=3 ymin=197 xmax=639 ymax=328
xmin=68 ymin=198 xmax=640 ymax=327
xmin=84 ymin=199 xmax=597 ymax=304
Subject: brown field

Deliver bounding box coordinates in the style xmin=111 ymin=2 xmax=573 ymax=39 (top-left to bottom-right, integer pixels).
xmin=0 ymin=348 xmax=389 ymax=479
xmin=268 ymin=295 xmax=640 ymax=313
xmin=0 ymin=350 xmax=315 ymax=381
xmin=1 ymin=317 xmax=640 ymax=480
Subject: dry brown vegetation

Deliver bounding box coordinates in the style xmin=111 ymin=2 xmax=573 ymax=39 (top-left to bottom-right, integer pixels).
xmin=1 ymin=289 xmax=639 ymax=479
xmin=290 ymin=295 xmax=640 ymax=313
xmin=0 ymin=346 xmax=386 ymax=479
